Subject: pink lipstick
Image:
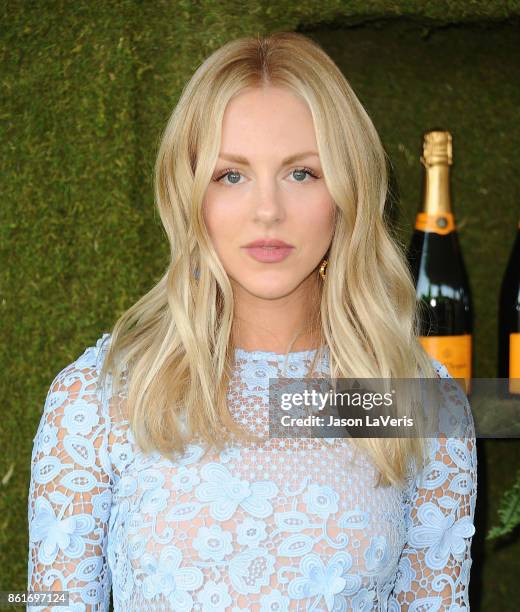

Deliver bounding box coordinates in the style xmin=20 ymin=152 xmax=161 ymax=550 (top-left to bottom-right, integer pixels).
xmin=243 ymin=239 xmax=294 ymax=263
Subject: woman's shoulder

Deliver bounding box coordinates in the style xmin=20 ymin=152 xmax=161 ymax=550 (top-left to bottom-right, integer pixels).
xmin=73 ymin=331 xmax=112 ymax=372
xmin=424 ymin=355 xmax=475 ymax=441
xmin=32 ymin=333 xmax=117 ymax=483
xmin=40 ymin=332 xmax=114 ymax=429
xmin=47 ymin=332 xmax=112 ymax=383
xmin=428 ymin=356 xmax=451 ymax=379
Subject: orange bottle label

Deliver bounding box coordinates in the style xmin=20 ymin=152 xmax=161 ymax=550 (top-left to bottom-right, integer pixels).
xmin=415 ymin=212 xmax=456 ymax=235
xmin=510 ymin=333 xmax=520 ymax=394
xmin=419 ymin=334 xmax=472 ymax=394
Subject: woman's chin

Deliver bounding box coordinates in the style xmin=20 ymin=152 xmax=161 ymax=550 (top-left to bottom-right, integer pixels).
xmin=234 ymin=277 xmax=302 ymax=300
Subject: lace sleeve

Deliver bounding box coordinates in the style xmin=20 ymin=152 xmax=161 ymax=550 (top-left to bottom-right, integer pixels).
xmin=388 ymin=359 xmax=477 ymax=611
xmin=27 ymin=335 xmax=113 ymax=611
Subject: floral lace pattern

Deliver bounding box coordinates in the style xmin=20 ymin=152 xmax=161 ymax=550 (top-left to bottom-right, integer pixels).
xmin=27 ymin=333 xmax=477 ymax=611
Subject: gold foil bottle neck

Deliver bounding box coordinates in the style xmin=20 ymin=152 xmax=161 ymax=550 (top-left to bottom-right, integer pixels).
xmin=420 ymin=130 xmax=453 ymax=166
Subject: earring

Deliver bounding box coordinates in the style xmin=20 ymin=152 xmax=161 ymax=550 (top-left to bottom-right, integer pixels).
xmin=192 ymin=266 xmax=200 ymax=280
xmin=319 ymin=258 xmax=328 ymax=280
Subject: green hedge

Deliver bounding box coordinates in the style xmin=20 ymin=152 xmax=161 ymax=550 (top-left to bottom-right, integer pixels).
xmin=2 ymin=2 xmax=519 ymax=609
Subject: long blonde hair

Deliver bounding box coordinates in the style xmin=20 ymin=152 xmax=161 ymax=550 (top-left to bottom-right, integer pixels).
xmin=98 ymin=32 xmax=438 ymax=487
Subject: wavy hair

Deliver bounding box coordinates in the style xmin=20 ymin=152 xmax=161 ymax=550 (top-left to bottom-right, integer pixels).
xmin=98 ymin=31 xmax=439 ymax=487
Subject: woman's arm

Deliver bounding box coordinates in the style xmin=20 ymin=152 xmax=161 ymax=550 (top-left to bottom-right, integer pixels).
xmin=388 ymin=360 xmax=477 ymax=610
xmin=27 ymin=338 xmax=113 ymax=611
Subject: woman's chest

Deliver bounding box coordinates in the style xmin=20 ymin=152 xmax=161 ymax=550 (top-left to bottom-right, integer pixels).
xmin=106 ymin=440 xmax=408 ymax=611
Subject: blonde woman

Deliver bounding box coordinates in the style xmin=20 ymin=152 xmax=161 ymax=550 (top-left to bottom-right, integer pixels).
xmin=27 ymin=32 xmax=476 ymax=611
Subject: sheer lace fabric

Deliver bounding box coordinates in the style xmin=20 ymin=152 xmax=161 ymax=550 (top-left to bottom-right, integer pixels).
xmin=27 ymin=333 xmax=477 ymax=611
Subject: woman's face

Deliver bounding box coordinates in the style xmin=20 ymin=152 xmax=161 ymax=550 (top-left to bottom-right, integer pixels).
xmin=203 ymin=85 xmax=336 ymax=300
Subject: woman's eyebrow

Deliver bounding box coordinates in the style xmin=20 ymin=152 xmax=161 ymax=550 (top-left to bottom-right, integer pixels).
xmin=218 ymin=151 xmax=320 ymax=166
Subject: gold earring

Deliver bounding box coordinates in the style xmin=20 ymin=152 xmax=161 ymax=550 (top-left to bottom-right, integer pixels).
xmin=319 ymin=258 xmax=328 ymax=280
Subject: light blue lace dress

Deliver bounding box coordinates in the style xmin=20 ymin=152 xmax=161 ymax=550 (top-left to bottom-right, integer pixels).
xmin=27 ymin=333 xmax=477 ymax=611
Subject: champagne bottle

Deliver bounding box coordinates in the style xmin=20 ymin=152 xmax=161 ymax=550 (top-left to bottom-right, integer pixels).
xmin=407 ymin=130 xmax=473 ymax=394
xmin=498 ymin=221 xmax=520 ymax=396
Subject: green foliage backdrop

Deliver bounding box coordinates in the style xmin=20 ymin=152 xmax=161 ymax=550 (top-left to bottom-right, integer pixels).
xmin=1 ymin=1 xmax=519 ymax=609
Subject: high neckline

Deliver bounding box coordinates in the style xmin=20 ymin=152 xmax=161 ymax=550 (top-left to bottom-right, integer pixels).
xmin=233 ymin=345 xmax=327 ymax=361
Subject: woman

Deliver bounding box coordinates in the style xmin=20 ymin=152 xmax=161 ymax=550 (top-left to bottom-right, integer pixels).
xmin=27 ymin=32 xmax=476 ymax=611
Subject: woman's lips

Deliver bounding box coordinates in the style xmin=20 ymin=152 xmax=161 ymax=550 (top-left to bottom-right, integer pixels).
xmin=243 ymin=245 xmax=294 ymax=263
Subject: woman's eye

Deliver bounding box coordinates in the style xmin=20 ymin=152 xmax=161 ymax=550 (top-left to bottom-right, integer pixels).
xmin=289 ymin=168 xmax=319 ymax=182
xmin=214 ymin=169 xmax=244 ymax=185
xmin=213 ymin=167 xmax=319 ymax=185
